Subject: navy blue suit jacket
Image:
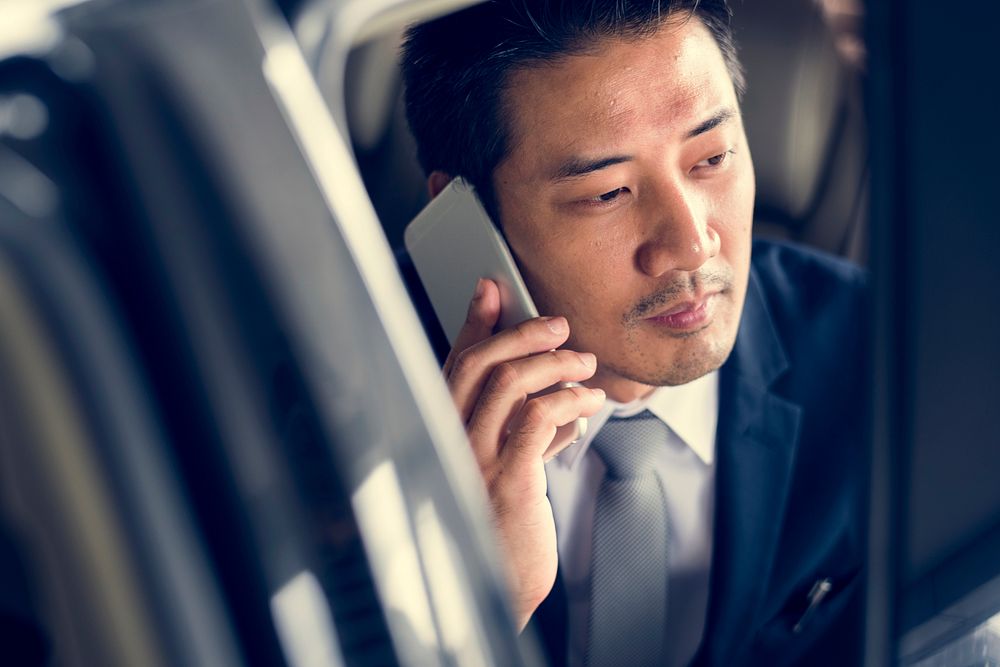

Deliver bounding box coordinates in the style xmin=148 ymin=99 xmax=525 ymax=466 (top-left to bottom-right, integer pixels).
xmin=531 ymin=240 xmax=870 ymax=667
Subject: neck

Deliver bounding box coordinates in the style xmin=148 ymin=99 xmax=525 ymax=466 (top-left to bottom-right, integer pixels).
xmin=584 ymin=370 xmax=657 ymax=404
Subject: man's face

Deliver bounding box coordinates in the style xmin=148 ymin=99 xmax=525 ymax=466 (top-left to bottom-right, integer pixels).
xmin=491 ymin=17 xmax=755 ymax=402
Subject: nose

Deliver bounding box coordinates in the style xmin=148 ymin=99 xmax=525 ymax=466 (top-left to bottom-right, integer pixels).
xmin=636 ymin=182 xmax=720 ymax=277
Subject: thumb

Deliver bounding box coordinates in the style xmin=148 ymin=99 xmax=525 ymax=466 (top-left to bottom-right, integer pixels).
xmin=443 ymin=278 xmax=501 ymax=377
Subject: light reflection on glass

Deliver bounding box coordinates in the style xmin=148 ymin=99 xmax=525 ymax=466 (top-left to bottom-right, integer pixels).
xmin=0 ymin=0 xmax=90 ymax=60
xmin=0 ymin=146 xmax=58 ymax=218
xmin=908 ymin=611 xmax=1000 ymax=667
xmin=989 ymin=611 xmax=1000 ymax=636
xmin=0 ymin=94 xmax=49 ymax=140
xmin=271 ymin=571 xmax=346 ymax=667
xmin=352 ymin=461 xmax=442 ymax=666
xmin=414 ymin=500 xmax=492 ymax=667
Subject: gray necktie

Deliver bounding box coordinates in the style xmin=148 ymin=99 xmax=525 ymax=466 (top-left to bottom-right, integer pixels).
xmin=585 ymin=410 xmax=670 ymax=667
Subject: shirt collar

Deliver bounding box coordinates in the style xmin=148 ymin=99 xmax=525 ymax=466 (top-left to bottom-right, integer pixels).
xmin=554 ymin=370 xmax=719 ymax=469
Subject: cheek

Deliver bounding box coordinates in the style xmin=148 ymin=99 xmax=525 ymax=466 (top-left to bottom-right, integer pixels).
xmin=709 ymin=166 xmax=755 ymax=248
xmin=509 ymin=222 xmax=635 ymax=321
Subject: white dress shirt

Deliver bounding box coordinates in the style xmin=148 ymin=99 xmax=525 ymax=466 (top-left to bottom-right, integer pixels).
xmin=545 ymin=370 xmax=719 ymax=667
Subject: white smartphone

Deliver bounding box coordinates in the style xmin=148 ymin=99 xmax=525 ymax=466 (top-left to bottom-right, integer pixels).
xmin=404 ymin=177 xmax=587 ymax=442
xmin=405 ymin=178 xmax=538 ymax=343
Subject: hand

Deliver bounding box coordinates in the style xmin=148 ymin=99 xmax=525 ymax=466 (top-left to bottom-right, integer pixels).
xmin=443 ymin=278 xmax=606 ymax=630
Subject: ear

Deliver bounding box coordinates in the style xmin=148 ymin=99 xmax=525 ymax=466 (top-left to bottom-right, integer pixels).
xmin=427 ymin=170 xmax=453 ymax=199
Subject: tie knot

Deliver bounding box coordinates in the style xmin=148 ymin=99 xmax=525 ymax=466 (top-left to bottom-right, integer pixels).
xmin=590 ymin=410 xmax=668 ymax=479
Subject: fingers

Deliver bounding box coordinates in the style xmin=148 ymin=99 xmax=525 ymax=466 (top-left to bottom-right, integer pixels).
xmin=440 ymin=278 xmax=606 ymax=471
xmin=501 ymin=385 xmax=606 ymax=468
xmin=543 ymin=419 xmax=587 ymax=462
xmin=443 ymin=278 xmax=500 ymax=377
xmin=465 ymin=350 xmax=598 ymax=460
xmin=447 ymin=313 xmax=574 ymax=424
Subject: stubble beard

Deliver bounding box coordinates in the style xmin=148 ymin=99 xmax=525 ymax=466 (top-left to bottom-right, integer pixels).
xmin=604 ymin=269 xmax=741 ymax=387
xmin=605 ymin=323 xmax=737 ymax=387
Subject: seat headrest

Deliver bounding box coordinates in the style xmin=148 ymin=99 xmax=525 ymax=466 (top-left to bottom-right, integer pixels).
xmin=734 ymin=0 xmax=847 ymax=221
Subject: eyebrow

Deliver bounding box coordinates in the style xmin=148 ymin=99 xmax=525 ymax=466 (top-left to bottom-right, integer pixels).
xmin=550 ymin=155 xmax=633 ymax=181
xmin=686 ymin=107 xmax=737 ymax=139
xmin=548 ymin=107 xmax=738 ymax=182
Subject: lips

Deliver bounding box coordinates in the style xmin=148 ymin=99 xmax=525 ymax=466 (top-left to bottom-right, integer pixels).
xmin=643 ymin=293 xmax=718 ymax=331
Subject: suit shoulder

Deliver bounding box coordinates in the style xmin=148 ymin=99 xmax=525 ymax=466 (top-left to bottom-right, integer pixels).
xmin=750 ymin=239 xmax=867 ymax=332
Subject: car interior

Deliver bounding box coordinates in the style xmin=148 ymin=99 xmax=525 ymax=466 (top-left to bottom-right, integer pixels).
xmin=0 ymin=0 xmax=998 ymax=666
xmin=332 ymin=0 xmax=868 ymax=264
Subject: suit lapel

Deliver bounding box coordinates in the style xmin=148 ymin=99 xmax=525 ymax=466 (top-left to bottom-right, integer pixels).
xmin=696 ymin=268 xmax=802 ymax=666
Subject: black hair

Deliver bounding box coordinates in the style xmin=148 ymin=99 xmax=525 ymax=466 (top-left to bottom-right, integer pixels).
xmin=401 ymin=0 xmax=745 ymax=220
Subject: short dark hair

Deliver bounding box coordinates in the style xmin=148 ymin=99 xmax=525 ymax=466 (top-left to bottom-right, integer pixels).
xmin=401 ymin=0 xmax=745 ymax=219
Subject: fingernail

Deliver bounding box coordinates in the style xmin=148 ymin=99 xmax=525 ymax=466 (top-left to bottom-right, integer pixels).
xmin=578 ymin=352 xmax=596 ymax=369
xmin=472 ymin=278 xmax=486 ymax=300
xmin=544 ymin=316 xmax=568 ymax=335
xmin=591 ymin=388 xmax=606 ymax=400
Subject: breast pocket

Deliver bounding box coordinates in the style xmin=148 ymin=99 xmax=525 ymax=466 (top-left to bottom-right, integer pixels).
xmin=752 ymin=568 xmax=864 ymax=667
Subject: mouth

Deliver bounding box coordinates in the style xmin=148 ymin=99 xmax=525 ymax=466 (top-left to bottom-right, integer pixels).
xmin=642 ymin=292 xmax=720 ymax=332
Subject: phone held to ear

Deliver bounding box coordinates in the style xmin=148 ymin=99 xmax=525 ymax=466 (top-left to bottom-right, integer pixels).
xmin=404 ymin=177 xmax=588 ymax=443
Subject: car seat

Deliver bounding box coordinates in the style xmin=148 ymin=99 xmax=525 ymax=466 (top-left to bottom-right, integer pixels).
xmin=307 ymin=0 xmax=868 ymax=264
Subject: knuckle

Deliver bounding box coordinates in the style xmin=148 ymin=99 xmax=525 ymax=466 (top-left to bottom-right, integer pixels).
xmin=466 ymin=416 xmax=492 ymax=445
xmin=522 ymin=398 xmax=552 ymax=428
xmin=450 ymin=347 xmax=481 ymax=378
xmin=485 ymin=470 xmax=508 ymax=500
xmin=490 ymin=361 xmax=522 ymax=393
xmin=480 ymin=461 xmax=504 ymax=491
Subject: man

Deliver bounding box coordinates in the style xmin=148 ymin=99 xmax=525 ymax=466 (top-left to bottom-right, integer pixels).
xmin=401 ymin=1 xmax=868 ymax=665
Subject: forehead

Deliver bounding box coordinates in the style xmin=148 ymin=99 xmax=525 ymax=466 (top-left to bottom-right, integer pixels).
xmin=499 ymin=18 xmax=736 ymax=168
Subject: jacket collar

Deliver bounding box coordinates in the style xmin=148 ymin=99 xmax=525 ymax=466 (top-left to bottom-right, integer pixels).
xmin=695 ymin=266 xmax=802 ymax=665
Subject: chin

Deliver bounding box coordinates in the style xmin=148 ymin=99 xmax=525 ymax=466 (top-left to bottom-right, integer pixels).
xmin=611 ymin=332 xmax=737 ymax=387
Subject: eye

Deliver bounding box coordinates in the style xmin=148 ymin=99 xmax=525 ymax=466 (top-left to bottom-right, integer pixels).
xmin=588 ymin=187 xmax=627 ymax=203
xmin=696 ymin=149 xmax=735 ymax=169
